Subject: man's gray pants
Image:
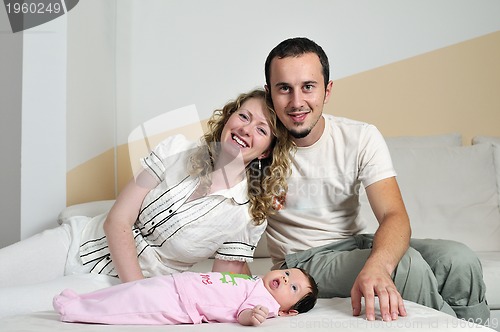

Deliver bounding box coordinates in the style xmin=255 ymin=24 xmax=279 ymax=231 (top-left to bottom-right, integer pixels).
xmin=282 ymin=234 xmax=489 ymax=322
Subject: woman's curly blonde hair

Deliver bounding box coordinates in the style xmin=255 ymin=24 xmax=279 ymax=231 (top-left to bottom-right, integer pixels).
xmin=188 ymin=89 xmax=294 ymax=225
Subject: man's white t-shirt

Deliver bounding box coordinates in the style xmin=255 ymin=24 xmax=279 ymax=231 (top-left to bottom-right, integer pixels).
xmin=266 ymin=115 xmax=396 ymax=268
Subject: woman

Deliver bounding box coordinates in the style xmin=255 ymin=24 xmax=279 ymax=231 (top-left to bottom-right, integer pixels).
xmin=0 ymin=89 xmax=293 ymax=315
xmin=85 ymin=88 xmax=293 ymax=281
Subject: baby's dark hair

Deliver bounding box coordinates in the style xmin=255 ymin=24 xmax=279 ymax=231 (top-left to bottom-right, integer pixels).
xmin=290 ymin=267 xmax=318 ymax=313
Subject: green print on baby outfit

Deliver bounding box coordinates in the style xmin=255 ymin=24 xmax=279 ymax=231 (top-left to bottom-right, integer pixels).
xmin=219 ymin=272 xmax=257 ymax=285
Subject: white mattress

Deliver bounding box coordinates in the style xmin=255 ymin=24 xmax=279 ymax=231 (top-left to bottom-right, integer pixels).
xmin=0 ymin=298 xmax=495 ymax=332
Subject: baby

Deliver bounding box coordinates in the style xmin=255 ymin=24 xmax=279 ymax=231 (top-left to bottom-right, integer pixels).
xmin=53 ymin=268 xmax=318 ymax=326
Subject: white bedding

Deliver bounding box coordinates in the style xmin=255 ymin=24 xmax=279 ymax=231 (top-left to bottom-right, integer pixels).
xmin=0 ymin=298 xmax=495 ymax=332
xmin=3 ymin=196 xmax=496 ymax=332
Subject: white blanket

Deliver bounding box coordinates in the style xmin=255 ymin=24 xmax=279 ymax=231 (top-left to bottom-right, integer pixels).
xmin=0 ymin=298 xmax=495 ymax=332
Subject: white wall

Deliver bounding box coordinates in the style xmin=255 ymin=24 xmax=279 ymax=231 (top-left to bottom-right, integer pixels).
xmin=4 ymin=0 xmax=500 ymax=246
xmin=0 ymin=5 xmax=67 ymax=247
xmin=113 ymin=0 xmax=500 ymax=145
xmin=0 ymin=6 xmax=22 ymax=247
xmin=21 ymin=17 xmax=67 ymax=239
xmin=66 ymin=1 xmax=116 ymax=171
xmin=63 ymin=0 xmax=500 ymax=165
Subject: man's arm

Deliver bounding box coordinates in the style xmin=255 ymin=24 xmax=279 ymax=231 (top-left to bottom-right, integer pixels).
xmin=351 ymin=177 xmax=411 ymax=321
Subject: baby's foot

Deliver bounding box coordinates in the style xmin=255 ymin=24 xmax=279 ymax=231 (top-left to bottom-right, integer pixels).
xmin=53 ymin=289 xmax=79 ymax=315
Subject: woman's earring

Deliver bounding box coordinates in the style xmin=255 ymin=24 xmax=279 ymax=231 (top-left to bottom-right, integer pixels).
xmin=258 ymin=159 xmax=261 ymax=171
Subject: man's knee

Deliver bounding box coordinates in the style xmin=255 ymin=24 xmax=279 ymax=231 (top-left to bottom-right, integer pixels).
xmin=424 ymin=240 xmax=483 ymax=277
xmin=394 ymin=248 xmax=448 ymax=310
xmin=394 ymin=247 xmax=437 ymax=288
xmin=411 ymin=239 xmax=487 ymax=310
xmin=398 ymin=247 xmax=433 ymax=275
xmin=446 ymin=241 xmax=481 ymax=266
xmin=411 ymin=239 xmax=481 ymax=271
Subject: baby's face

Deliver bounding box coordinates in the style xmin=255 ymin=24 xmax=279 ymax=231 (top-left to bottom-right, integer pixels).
xmin=262 ymin=268 xmax=311 ymax=313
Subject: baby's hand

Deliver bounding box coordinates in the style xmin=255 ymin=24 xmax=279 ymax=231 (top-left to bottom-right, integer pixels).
xmin=251 ymin=305 xmax=269 ymax=325
xmin=238 ymin=305 xmax=269 ymax=326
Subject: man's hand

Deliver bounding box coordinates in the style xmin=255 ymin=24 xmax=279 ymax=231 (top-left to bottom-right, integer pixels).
xmin=351 ymin=263 xmax=407 ymax=321
xmin=238 ymin=305 xmax=269 ymax=326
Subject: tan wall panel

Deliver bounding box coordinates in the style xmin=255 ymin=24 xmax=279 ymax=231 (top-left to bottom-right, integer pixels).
xmin=66 ymin=149 xmax=115 ymax=206
xmin=326 ymin=31 xmax=500 ymax=144
xmin=116 ymin=120 xmax=209 ymax=194
xmin=67 ymin=121 xmax=210 ymax=206
xmin=67 ymin=32 xmax=500 ymax=206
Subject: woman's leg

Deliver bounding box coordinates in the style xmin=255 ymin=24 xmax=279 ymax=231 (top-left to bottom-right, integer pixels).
xmin=0 ymin=274 xmax=119 ymax=318
xmin=0 ymin=217 xmax=119 ymax=318
xmin=0 ymin=224 xmax=71 ymax=287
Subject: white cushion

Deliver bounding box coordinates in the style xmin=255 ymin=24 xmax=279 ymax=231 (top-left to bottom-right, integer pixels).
xmin=360 ymin=133 xmax=464 ymax=233
xmin=360 ymin=144 xmax=500 ymax=251
xmin=472 ymin=136 xmax=500 ymax=207
xmin=385 ymin=133 xmax=462 ymax=149
xmin=57 ymin=200 xmax=115 ymax=225
xmin=384 ymin=144 xmax=500 ymax=251
xmin=477 ymin=252 xmax=500 ymax=307
xmin=473 ymin=136 xmax=500 ymax=146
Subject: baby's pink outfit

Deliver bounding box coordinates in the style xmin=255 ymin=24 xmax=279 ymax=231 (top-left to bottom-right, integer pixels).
xmin=53 ymin=271 xmax=280 ymax=325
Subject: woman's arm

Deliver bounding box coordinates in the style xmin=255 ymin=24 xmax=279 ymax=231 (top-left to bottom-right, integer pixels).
xmin=212 ymin=259 xmax=251 ymax=275
xmin=103 ymin=171 xmax=158 ymax=282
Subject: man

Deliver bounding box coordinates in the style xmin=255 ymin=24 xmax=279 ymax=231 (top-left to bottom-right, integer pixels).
xmin=264 ymin=37 xmax=488 ymax=323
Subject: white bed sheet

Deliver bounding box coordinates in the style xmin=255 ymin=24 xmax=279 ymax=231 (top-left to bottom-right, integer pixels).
xmin=0 ymin=298 xmax=495 ymax=332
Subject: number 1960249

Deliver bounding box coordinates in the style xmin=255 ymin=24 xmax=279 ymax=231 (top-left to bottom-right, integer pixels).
xmin=5 ymin=2 xmax=63 ymax=14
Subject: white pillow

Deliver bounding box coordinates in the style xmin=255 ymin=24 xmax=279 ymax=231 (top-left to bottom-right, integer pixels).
xmin=359 ymin=133 xmax=464 ymax=233
xmin=389 ymin=144 xmax=500 ymax=251
xmin=472 ymin=136 xmax=500 ymax=146
xmin=472 ymin=136 xmax=500 ymax=207
xmin=57 ymin=200 xmax=115 ymax=225
xmin=385 ymin=133 xmax=462 ymax=149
